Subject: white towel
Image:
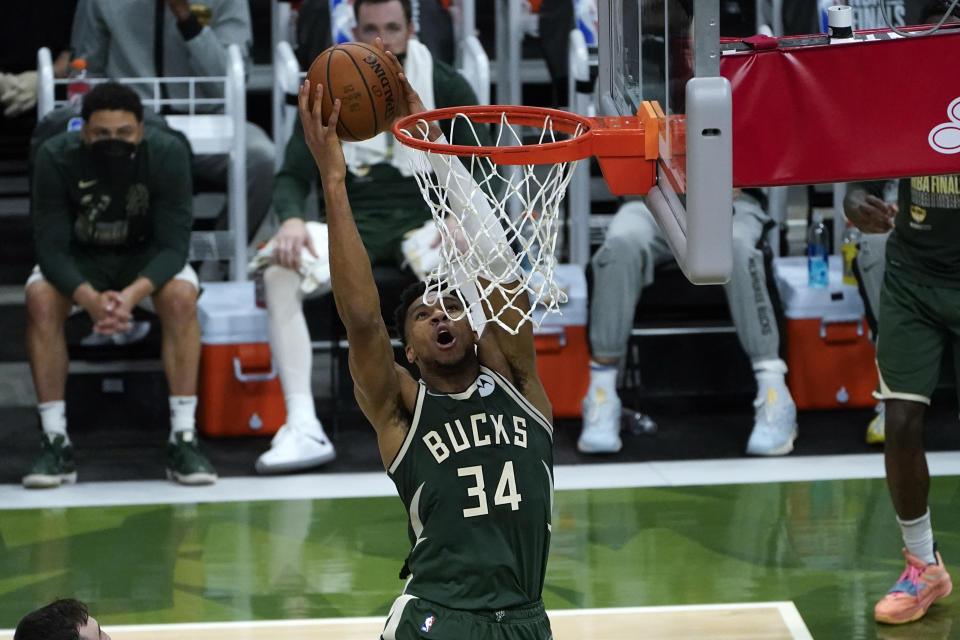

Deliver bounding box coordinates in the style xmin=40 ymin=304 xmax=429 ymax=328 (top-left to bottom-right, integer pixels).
xmin=341 ymin=38 xmax=436 ymax=178
xmin=248 ymin=222 xmax=332 ymax=296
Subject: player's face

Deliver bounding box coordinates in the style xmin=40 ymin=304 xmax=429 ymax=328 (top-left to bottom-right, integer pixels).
xmin=78 ymin=615 xmax=111 ymax=640
xmin=355 ymin=0 xmax=412 ymax=56
xmin=405 ymin=295 xmax=476 ymax=367
xmin=82 ymin=110 xmax=144 ymax=146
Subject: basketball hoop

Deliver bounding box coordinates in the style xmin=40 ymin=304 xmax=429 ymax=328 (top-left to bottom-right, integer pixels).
xmin=393 ymin=104 xmax=656 ymax=333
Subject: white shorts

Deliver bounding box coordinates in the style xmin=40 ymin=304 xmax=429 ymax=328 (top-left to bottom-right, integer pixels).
xmin=26 ymin=264 xmax=199 ymax=314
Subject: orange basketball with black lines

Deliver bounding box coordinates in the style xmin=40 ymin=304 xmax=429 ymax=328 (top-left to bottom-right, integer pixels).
xmin=306 ymin=42 xmax=403 ymax=142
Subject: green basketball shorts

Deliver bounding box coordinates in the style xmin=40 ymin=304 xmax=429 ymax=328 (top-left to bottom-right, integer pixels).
xmin=380 ymin=594 xmax=553 ymax=640
xmin=876 ymin=269 xmax=960 ymax=404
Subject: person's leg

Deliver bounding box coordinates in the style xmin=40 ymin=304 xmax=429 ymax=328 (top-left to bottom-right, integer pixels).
xmin=873 ymin=272 xmax=952 ymax=624
xmin=724 ymin=194 xmax=797 ymax=455
xmin=854 ymin=231 xmax=889 ymax=443
xmin=255 ymin=264 xmax=335 ymax=474
xmin=23 ymin=273 xmax=76 ymax=488
xmin=579 ymin=199 xmax=672 ymax=453
xmin=151 ymin=272 xmax=216 ymax=485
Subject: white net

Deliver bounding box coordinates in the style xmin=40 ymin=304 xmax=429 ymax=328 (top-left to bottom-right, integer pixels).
xmin=398 ymin=111 xmax=584 ymax=334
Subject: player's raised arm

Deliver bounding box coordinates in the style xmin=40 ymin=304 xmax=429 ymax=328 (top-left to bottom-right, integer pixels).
xmin=297 ymin=79 xmax=412 ymax=460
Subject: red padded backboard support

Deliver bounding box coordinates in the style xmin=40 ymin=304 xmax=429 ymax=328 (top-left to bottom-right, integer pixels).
xmin=721 ymin=27 xmax=960 ymax=187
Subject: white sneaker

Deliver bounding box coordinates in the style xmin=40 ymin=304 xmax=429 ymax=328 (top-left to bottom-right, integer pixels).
xmin=255 ymin=420 xmax=336 ymax=474
xmin=746 ymin=383 xmax=798 ymax=456
xmin=578 ymin=387 xmax=623 ymax=453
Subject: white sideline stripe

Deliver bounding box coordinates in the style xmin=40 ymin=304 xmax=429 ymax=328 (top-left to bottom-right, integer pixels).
xmin=0 ymin=602 xmax=811 ymax=636
xmin=3 ymin=452 xmax=960 ymax=510
xmin=776 ymin=601 xmax=816 ymax=640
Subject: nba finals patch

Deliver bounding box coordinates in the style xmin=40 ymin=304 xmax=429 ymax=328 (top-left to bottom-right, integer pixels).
xmin=421 ymin=615 xmax=436 ymax=632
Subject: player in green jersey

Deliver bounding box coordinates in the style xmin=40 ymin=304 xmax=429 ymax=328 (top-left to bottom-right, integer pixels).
xmin=297 ymin=41 xmax=554 ymax=640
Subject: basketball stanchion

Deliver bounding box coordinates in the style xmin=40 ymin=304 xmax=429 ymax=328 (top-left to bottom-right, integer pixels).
xmin=393 ymin=103 xmax=660 ymax=334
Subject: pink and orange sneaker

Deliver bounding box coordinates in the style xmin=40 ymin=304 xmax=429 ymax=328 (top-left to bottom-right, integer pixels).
xmin=875 ymin=547 xmax=952 ymax=625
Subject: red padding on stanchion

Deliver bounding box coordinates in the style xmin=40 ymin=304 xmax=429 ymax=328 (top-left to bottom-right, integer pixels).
xmin=721 ymin=27 xmax=960 ymax=187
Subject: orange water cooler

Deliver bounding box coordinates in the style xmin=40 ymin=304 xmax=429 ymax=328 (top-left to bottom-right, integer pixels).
xmin=196 ymin=281 xmax=285 ymax=437
xmin=774 ymin=256 xmax=878 ymax=410
xmin=533 ymin=264 xmax=591 ymax=418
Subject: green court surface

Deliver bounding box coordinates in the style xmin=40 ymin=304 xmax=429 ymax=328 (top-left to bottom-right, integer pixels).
xmin=2 ymin=478 xmax=959 ymax=639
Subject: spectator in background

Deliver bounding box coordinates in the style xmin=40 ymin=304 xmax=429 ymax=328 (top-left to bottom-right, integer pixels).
xmin=579 ymin=191 xmax=797 ymax=456
xmin=70 ymin=0 xmax=275 ymax=250
xmin=14 ymin=598 xmax=110 ymax=640
xmin=251 ymin=0 xmax=486 ymax=474
xmin=25 ymin=82 xmax=216 ymax=488
xmin=294 ymin=0 xmax=454 ymax=73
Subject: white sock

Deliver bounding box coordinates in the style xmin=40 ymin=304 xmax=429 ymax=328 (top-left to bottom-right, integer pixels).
xmin=285 ymin=393 xmax=318 ymax=428
xmin=169 ymin=396 xmax=198 ymax=443
xmin=899 ymin=508 xmax=936 ymax=565
xmin=38 ymin=400 xmax=69 ymax=442
xmin=754 ymin=358 xmax=787 ymax=390
xmin=588 ymin=361 xmax=618 ymax=397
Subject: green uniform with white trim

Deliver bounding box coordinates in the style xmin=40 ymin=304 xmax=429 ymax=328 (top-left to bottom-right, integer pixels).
xmin=875 ymin=174 xmax=960 ymax=403
xmin=384 ymin=365 xmax=554 ymax=639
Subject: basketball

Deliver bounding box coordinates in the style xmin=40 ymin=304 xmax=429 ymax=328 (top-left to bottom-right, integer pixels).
xmin=305 ymin=42 xmax=403 ymax=142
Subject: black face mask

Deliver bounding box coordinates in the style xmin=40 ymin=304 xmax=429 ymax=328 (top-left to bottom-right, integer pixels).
xmin=89 ymin=138 xmax=138 ymax=161
xmin=88 ymin=138 xmax=139 ymax=177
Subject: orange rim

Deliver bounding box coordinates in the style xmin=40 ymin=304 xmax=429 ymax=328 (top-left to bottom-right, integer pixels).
xmin=392 ymin=105 xmax=598 ymax=166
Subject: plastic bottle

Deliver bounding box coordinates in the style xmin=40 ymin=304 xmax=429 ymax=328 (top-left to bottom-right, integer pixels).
xmin=67 ymin=59 xmax=90 ymax=104
xmin=807 ymin=212 xmax=829 ymax=289
xmin=841 ymin=220 xmax=861 ymax=286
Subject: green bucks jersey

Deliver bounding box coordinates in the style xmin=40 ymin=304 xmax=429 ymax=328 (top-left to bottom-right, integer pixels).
xmin=387 ymin=365 xmax=554 ymax=611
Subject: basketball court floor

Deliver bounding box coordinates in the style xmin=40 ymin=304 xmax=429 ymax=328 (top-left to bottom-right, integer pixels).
xmin=4 ymin=454 xmax=960 ymax=639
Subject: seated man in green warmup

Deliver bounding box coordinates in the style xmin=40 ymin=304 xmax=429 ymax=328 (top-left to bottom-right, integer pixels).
xmin=24 ymin=82 xmax=216 ymax=488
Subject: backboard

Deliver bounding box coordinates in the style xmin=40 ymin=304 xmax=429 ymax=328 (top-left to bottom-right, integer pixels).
xmin=598 ymin=0 xmax=732 ymax=284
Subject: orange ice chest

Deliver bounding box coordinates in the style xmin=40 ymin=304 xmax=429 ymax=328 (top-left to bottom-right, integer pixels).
xmin=196 ymin=281 xmax=285 ymax=437
xmin=532 ymin=264 xmax=590 ymax=418
xmin=774 ymin=256 xmax=878 ymax=410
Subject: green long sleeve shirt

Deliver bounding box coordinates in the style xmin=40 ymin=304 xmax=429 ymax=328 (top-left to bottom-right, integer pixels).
xmin=31 ymin=128 xmax=193 ymax=297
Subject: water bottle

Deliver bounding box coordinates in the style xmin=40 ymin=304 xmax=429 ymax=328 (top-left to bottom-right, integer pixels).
xmin=841 ymin=220 xmax=861 ymax=286
xmin=807 ymin=212 xmax=829 ymax=289
xmin=66 ymin=59 xmax=90 ymax=104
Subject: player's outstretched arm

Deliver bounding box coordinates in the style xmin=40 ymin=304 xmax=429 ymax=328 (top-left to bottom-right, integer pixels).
xmin=297 ymin=80 xmax=412 ymax=459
